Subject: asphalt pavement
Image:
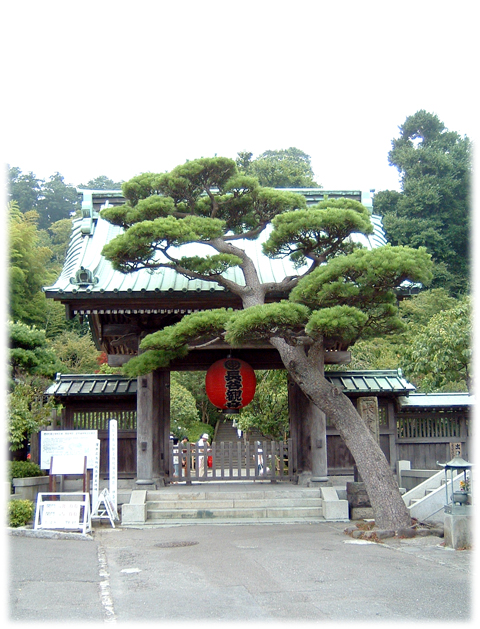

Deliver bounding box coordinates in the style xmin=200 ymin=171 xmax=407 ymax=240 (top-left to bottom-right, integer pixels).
xmin=7 ymin=519 xmax=475 ymax=625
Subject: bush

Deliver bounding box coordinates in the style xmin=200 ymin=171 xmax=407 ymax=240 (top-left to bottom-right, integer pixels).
xmin=8 ymin=499 xmax=35 ymax=527
xmin=8 ymin=460 xmax=45 ymax=484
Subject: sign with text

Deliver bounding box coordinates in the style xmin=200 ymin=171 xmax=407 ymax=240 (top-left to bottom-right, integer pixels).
xmin=40 ymin=430 xmax=98 ymax=469
xmin=41 ymin=501 xmax=81 ymax=529
xmin=34 ymin=493 xmax=91 ymax=534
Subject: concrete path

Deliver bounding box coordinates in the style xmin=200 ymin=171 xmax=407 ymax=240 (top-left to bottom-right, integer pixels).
xmin=8 ymin=519 xmax=473 ymax=623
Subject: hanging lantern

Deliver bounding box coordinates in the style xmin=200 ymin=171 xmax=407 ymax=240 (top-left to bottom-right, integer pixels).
xmin=205 ymin=358 xmax=256 ymax=414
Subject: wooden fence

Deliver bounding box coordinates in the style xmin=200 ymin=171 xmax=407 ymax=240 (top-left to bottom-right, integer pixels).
xmin=395 ymin=409 xmax=470 ymax=469
xmin=56 ymin=405 xmax=470 ymax=478
xmin=169 ymin=439 xmax=295 ymax=482
xmin=326 ymin=403 xmax=471 ymax=474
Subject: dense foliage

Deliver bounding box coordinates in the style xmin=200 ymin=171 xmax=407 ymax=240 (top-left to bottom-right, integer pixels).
xmin=8 ymin=461 xmax=45 ymax=483
xmin=8 ymin=167 xmax=81 ymax=230
xmin=7 ymin=500 xmax=35 ymax=527
xmin=236 ymin=147 xmax=319 ymax=188
xmin=373 ymin=111 xmax=471 ymax=295
xmin=401 ymin=296 xmax=472 ymax=392
xmin=237 ymin=370 xmax=289 ymax=440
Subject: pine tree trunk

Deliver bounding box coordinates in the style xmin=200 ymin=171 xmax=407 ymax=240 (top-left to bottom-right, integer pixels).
xmin=270 ymin=337 xmax=412 ymax=531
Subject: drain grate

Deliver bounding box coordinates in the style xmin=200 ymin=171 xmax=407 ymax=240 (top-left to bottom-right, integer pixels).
xmin=154 ymin=541 xmax=199 ymax=548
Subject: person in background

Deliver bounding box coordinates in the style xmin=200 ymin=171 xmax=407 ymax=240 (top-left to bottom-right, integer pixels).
xmin=197 ymin=433 xmax=210 ymax=476
xmin=179 ymin=436 xmax=189 ymax=475
xmin=172 ymin=437 xmax=180 ymax=479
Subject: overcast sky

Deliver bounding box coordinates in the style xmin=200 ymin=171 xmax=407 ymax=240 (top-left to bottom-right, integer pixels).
xmin=2 ymin=0 xmax=477 ymax=195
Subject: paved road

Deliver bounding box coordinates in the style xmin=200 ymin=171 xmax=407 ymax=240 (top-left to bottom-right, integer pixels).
xmin=8 ymin=521 xmax=474 ymax=623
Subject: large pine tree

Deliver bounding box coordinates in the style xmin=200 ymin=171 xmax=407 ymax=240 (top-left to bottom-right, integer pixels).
xmin=100 ymin=156 xmax=432 ymax=530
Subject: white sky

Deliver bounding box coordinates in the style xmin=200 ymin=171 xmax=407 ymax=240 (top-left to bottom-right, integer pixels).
xmin=2 ymin=0 xmax=477 ymax=195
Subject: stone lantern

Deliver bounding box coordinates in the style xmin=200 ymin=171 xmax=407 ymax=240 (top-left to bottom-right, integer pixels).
xmin=437 ymin=455 xmax=473 ymax=549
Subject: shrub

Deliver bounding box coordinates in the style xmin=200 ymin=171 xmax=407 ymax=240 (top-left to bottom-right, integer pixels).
xmin=8 ymin=499 xmax=35 ymax=527
xmin=8 ymin=460 xmax=45 ymax=484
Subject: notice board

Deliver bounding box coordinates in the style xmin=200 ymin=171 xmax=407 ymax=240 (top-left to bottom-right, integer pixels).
xmin=40 ymin=430 xmax=98 ymax=470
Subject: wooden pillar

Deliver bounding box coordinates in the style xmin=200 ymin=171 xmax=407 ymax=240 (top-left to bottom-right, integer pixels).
xmin=154 ymin=370 xmax=171 ymax=481
xmin=288 ymin=377 xmax=328 ymax=483
xmin=136 ymin=370 xmax=170 ymax=486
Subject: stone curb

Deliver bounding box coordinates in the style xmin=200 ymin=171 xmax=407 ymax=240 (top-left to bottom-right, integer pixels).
xmin=7 ymin=526 xmax=94 ymax=541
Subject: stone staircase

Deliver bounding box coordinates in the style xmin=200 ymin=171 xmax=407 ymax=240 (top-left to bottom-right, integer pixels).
xmin=402 ymin=470 xmax=463 ymax=523
xmin=145 ymin=486 xmax=325 ymax=522
xmin=121 ymin=483 xmax=350 ymax=524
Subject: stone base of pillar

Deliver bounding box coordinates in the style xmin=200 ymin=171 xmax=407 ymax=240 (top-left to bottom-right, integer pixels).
xmin=136 ymin=479 xmax=156 ymax=489
xmin=310 ymin=476 xmax=330 ymax=483
xmin=297 ymin=471 xmax=332 ymax=486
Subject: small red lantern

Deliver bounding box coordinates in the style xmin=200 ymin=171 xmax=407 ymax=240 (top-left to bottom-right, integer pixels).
xmin=205 ymin=358 xmax=256 ymax=414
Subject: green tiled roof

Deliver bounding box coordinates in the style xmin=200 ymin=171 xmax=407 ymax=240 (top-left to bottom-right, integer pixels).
xmin=45 ymin=369 xmax=414 ymax=398
xmin=397 ymin=392 xmax=474 ymax=409
xmin=44 ymin=189 xmax=387 ymax=302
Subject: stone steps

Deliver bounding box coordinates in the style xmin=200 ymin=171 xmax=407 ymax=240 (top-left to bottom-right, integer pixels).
xmin=145 ymin=487 xmax=325 ymax=522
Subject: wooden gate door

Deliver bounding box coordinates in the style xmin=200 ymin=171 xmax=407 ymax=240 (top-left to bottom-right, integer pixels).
xmin=169 ymin=439 xmax=296 ymax=483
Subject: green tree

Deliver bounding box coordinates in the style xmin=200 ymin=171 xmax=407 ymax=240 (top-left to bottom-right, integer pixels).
xmin=8 ymin=167 xmax=81 ymax=230
xmin=100 ymin=156 xmax=433 ymax=531
xmin=78 ymin=175 xmax=124 ymax=190
xmin=238 ymin=370 xmax=289 ymax=440
xmin=401 ymin=297 xmax=472 ymax=392
xmin=36 ymin=172 xmax=80 ymax=229
xmin=8 ymin=382 xmax=57 ymax=454
xmin=9 ymin=321 xmax=59 ymax=380
xmin=8 ymin=321 xmax=59 ymax=455
xmin=345 ymin=288 xmax=458 ymax=371
xmin=373 ymin=111 xmax=471 ymax=295
xmin=170 ymin=379 xmax=204 ymax=440
xmin=9 ymin=203 xmax=52 ymax=327
xmin=48 ymin=330 xmax=103 ymax=374
xmin=173 ymin=371 xmax=219 ymax=426
xmin=8 ymin=166 xmax=43 ymax=213
xmin=237 ymin=147 xmax=319 ymax=188
xmin=44 ymin=218 xmax=75 ymax=267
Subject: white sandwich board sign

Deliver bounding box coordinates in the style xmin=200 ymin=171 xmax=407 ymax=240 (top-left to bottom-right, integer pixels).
xmin=34 ymin=493 xmax=91 ymax=534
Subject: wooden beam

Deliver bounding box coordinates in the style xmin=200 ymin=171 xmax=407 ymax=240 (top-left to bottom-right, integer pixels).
xmin=102 ymin=324 xmax=140 ymax=336
xmin=108 ymin=348 xmax=351 ymax=370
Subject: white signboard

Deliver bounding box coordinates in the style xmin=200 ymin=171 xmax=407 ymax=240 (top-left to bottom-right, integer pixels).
xmin=41 ymin=502 xmax=81 ymax=529
xmin=40 ymin=430 xmax=98 ymax=469
xmin=50 ymin=455 xmax=86 ymax=475
xmin=34 ymin=493 xmax=91 ymax=534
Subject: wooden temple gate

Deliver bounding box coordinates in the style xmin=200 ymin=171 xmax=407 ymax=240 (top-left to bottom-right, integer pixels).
xmin=44 ymin=370 xmax=451 ymax=482
xmin=43 ymin=189 xmax=471 ymax=486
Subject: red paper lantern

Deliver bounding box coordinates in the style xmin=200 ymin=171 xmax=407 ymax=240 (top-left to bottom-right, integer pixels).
xmin=205 ymin=358 xmax=256 ymax=413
